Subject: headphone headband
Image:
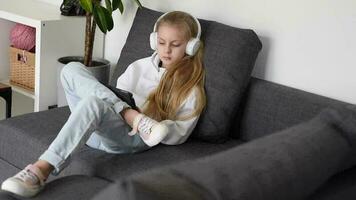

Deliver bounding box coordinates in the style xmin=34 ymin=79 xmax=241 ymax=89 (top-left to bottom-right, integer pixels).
xmin=153 ymin=11 xmax=201 ymax=39
xmin=150 ymin=11 xmax=202 ymax=56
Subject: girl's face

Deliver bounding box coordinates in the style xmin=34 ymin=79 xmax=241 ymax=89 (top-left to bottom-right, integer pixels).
xmin=157 ymin=23 xmax=189 ymax=69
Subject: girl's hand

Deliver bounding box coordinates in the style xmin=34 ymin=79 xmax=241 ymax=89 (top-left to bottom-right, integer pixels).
xmin=120 ymin=108 xmax=141 ymax=135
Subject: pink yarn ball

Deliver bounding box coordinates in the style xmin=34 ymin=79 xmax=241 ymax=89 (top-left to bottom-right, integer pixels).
xmin=10 ymin=23 xmax=36 ymax=52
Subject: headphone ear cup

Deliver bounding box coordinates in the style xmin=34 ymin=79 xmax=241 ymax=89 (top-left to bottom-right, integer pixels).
xmin=186 ymin=38 xmax=201 ymax=56
xmin=150 ymin=32 xmax=158 ymax=50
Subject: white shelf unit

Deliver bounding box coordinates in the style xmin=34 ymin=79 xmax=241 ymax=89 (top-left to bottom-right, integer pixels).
xmin=0 ymin=0 xmax=104 ymax=112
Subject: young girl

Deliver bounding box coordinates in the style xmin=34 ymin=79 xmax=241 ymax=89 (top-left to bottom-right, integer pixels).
xmin=1 ymin=11 xmax=206 ymax=197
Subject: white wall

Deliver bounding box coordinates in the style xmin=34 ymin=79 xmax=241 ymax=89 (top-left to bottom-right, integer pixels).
xmin=0 ymin=92 xmax=34 ymax=120
xmin=35 ymin=0 xmax=356 ymax=104
xmin=36 ymin=0 xmax=62 ymax=6
xmin=104 ymin=0 xmax=356 ymax=104
xmin=0 ymin=19 xmax=13 ymax=81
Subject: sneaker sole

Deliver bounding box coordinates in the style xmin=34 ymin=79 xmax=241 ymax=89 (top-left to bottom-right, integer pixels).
xmin=1 ymin=178 xmax=41 ymax=198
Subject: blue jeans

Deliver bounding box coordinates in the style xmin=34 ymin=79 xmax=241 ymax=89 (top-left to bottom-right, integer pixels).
xmin=39 ymin=62 xmax=149 ymax=175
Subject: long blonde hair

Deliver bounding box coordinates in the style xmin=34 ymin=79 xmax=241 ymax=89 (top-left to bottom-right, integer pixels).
xmin=141 ymin=11 xmax=206 ymax=121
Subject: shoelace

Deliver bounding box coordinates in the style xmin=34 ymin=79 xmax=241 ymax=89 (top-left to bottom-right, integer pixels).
xmin=15 ymin=169 xmax=39 ymax=185
xmin=138 ymin=116 xmax=157 ymax=138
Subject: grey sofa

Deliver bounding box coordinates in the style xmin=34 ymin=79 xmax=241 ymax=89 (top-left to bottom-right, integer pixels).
xmin=1 ymin=7 xmax=356 ymax=200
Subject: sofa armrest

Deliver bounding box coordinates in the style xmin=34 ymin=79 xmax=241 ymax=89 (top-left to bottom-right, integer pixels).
xmin=235 ymin=77 xmax=350 ymax=141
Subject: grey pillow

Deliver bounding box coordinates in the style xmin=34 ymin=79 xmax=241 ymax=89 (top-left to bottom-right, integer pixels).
xmin=92 ymin=106 xmax=356 ymax=200
xmin=111 ymin=7 xmax=262 ymax=143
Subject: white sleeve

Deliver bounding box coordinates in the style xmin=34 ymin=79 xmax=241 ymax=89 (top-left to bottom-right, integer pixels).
xmin=160 ymin=88 xmax=200 ymax=145
xmin=116 ymin=63 xmax=135 ymax=92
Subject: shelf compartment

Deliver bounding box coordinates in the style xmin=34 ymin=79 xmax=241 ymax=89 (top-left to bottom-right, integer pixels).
xmin=0 ymin=79 xmax=35 ymax=99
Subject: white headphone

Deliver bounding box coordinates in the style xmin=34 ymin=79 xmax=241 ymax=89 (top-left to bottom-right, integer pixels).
xmin=150 ymin=11 xmax=202 ymax=56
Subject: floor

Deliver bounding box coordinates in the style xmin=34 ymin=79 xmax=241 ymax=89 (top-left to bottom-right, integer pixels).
xmin=0 ymin=91 xmax=34 ymax=120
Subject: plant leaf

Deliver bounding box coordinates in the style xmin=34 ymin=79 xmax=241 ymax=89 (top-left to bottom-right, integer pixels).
xmin=79 ymin=0 xmax=93 ymax=13
xmin=105 ymin=10 xmax=114 ymax=31
xmin=93 ymin=5 xmax=107 ymax=33
xmin=105 ymin=0 xmax=112 ymax=14
xmin=93 ymin=5 xmax=114 ymax=33
xmin=112 ymin=0 xmax=119 ymax=10
xmin=118 ymin=0 xmax=124 ymax=13
xmin=133 ymin=0 xmax=142 ymax=8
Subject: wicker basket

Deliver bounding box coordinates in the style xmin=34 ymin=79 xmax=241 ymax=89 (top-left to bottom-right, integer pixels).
xmin=9 ymin=46 xmax=35 ymax=91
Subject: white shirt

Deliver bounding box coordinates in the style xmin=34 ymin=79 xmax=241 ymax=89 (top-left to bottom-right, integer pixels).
xmin=116 ymin=52 xmax=200 ymax=145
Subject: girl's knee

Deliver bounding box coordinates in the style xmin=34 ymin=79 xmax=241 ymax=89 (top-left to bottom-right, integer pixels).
xmin=61 ymin=62 xmax=85 ymax=78
xmin=60 ymin=62 xmax=86 ymax=86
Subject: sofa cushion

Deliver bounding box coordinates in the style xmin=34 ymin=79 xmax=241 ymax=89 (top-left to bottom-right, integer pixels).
xmin=0 ymin=107 xmax=69 ymax=170
xmin=0 ymin=159 xmax=20 ymax=183
xmin=111 ymin=7 xmax=262 ymax=143
xmin=0 ymin=107 xmax=242 ymax=181
xmin=60 ymin=136 xmax=242 ymax=181
xmin=92 ymin=106 xmax=356 ymax=200
xmin=308 ymin=166 xmax=356 ymax=200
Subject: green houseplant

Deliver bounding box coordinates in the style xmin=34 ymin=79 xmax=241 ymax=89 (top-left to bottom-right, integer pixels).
xmin=57 ymin=0 xmax=142 ymax=106
xmin=59 ymin=0 xmax=142 ymax=66
xmin=78 ymin=0 xmax=142 ymax=67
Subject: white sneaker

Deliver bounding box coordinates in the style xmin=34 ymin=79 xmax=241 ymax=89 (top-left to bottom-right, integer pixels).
xmin=129 ymin=114 xmax=169 ymax=147
xmin=1 ymin=164 xmax=46 ymax=198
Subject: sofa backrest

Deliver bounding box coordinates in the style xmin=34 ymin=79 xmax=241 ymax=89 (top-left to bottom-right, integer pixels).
xmin=232 ymin=77 xmax=350 ymax=141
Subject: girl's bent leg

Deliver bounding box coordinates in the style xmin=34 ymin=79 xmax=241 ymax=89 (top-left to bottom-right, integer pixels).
xmin=1 ymin=96 xmax=144 ymax=198
xmin=38 ymin=96 xmax=119 ymax=175
xmin=61 ymin=62 xmax=130 ymax=114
